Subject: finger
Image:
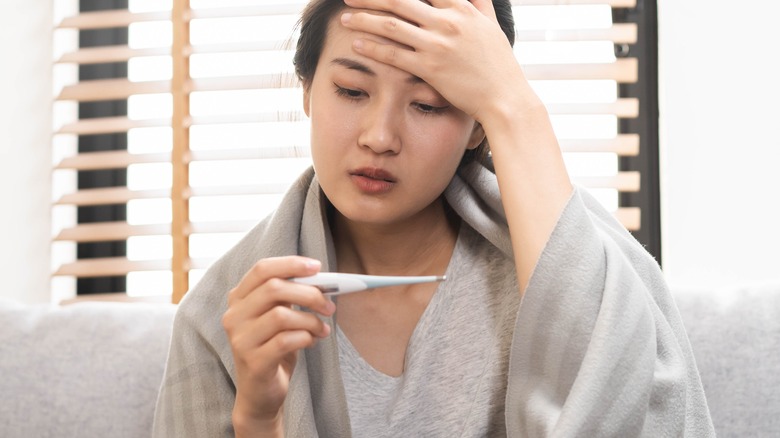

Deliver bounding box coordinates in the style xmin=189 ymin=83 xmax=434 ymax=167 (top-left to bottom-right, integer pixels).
xmin=241 ymin=330 xmax=314 ymax=378
xmin=344 ymin=0 xmax=435 ymax=25
xmin=241 ymin=277 xmax=336 ymax=319
xmin=351 ymin=37 xmax=421 ymax=78
xmin=223 ymin=280 xmax=335 ymax=339
xmin=230 ymin=256 xmax=321 ymax=302
xmin=230 ymin=306 xmax=330 ymax=353
xmin=341 ymin=10 xmax=429 ymax=51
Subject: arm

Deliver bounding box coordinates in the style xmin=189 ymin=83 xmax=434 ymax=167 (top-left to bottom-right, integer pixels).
xmin=341 ymin=0 xmax=572 ymax=293
xmin=153 ymin=256 xmax=334 ymax=438
xmin=223 ymin=256 xmax=334 ymax=437
xmin=479 ymin=94 xmax=573 ymax=292
xmin=341 ymin=4 xmax=714 ymax=434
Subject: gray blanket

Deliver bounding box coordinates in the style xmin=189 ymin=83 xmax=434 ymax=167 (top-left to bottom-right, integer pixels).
xmin=153 ymin=162 xmax=715 ymax=437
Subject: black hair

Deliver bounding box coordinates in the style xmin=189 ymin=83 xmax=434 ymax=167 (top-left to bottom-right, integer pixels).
xmin=293 ymin=0 xmax=516 ymax=166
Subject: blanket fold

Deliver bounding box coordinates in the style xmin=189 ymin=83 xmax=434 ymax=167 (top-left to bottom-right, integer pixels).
xmin=152 ymin=163 xmax=714 ymax=437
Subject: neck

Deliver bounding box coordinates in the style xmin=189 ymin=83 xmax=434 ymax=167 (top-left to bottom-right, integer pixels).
xmin=332 ymin=199 xmax=459 ymax=277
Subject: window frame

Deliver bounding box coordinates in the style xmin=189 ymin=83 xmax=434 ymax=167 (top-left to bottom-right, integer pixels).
xmin=54 ymin=0 xmax=661 ymax=303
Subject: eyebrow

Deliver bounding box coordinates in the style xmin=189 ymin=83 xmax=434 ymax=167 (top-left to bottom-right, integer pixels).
xmin=330 ymin=57 xmax=424 ymax=84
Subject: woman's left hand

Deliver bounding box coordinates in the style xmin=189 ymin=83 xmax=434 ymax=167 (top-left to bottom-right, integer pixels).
xmin=340 ymin=0 xmax=531 ymax=123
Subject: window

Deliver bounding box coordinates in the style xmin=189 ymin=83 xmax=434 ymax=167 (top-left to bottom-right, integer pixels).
xmin=52 ymin=0 xmax=657 ymax=303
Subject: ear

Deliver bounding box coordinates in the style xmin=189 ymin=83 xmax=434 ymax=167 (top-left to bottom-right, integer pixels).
xmin=303 ymin=86 xmax=311 ymax=117
xmin=467 ymin=122 xmax=486 ymax=150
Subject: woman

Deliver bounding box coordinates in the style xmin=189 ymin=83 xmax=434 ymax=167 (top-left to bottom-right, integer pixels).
xmin=153 ymin=0 xmax=715 ymax=436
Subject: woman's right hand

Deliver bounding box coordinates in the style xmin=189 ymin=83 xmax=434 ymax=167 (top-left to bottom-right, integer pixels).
xmin=222 ymin=256 xmax=335 ymax=436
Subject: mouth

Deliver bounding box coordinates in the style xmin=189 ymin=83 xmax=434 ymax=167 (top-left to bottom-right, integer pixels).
xmin=348 ymin=167 xmax=397 ymax=194
xmin=349 ymin=167 xmax=397 ymax=183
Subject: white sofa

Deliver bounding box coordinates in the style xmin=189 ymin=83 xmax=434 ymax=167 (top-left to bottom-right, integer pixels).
xmin=1 ymin=286 xmax=778 ymax=437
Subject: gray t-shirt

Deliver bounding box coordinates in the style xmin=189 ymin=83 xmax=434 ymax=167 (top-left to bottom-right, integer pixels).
xmin=338 ymin=223 xmax=521 ymax=437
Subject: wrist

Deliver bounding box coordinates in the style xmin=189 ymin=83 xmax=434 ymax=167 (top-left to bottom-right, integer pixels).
xmin=232 ymin=407 xmax=283 ymax=438
xmin=479 ymin=86 xmax=548 ymax=136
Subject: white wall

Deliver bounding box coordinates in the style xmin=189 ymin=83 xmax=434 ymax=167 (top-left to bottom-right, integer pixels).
xmin=0 ymin=1 xmax=54 ymax=303
xmin=658 ymin=0 xmax=780 ymax=290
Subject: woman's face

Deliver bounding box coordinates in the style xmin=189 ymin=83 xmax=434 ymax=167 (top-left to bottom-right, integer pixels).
xmin=304 ymin=10 xmax=482 ymax=227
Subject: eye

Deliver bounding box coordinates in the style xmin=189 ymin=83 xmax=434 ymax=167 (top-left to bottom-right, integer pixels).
xmin=414 ymin=102 xmax=448 ymax=115
xmin=334 ymin=84 xmax=365 ymax=100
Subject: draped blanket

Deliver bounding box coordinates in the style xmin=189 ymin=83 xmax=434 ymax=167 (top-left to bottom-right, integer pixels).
xmin=153 ymin=162 xmax=715 ymax=437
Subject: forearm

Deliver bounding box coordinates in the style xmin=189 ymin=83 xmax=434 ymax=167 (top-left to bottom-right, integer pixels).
xmin=480 ymin=94 xmax=573 ymax=294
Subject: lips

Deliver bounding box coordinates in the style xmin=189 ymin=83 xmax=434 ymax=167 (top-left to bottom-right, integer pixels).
xmin=350 ymin=167 xmax=397 ymax=183
xmin=349 ymin=167 xmax=397 ymax=194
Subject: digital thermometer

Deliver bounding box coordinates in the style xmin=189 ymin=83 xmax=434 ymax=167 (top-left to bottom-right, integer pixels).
xmin=291 ymin=272 xmax=446 ymax=296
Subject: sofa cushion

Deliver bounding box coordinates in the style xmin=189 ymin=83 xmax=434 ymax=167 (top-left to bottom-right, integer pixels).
xmin=674 ymin=284 xmax=780 ymax=438
xmin=0 ymin=300 xmax=177 ymax=438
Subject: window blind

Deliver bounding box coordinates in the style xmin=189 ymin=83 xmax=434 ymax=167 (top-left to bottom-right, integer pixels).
xmin=52 ymin=0 xmax=644 ymax=303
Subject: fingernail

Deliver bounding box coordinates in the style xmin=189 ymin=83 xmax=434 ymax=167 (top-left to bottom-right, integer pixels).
xmin=305 ymin=259 xmax=321 ymax=270
xmin=353 ymin=39 xmax=364 ymax=51
xmin=321 ymin=323 xmax=332 ymax=338
xmin=341 ymin=12 xmax=352 ymax=24
xmin=324 ymin=299 xmax=336 ymax=315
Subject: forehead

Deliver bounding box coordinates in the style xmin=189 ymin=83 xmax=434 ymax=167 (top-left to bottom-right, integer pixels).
xmin=313 ymin=8 xmax=427 ymax=86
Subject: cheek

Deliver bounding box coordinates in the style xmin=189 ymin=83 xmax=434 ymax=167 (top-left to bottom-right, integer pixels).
xmin=411 ymin=119 xmax=473 ymax=164
xmin=309 ymin=105 xmax=357 ymax=156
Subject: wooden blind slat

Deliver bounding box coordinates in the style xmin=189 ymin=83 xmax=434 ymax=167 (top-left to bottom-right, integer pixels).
xmin=524 ymin=59 xmax=638 ymax=83
xmin=189 ymin=40 xmax=294 ymax=55
xmin=54 ymin=220 xmax=256 ymax=242
xmin=56 ymin=45 xmax=169 ymax=65
xmin=188 ymin=75 xmax=295 ymax=92
xmin=516 ymin=24 xmax=637 ymax=43
xmin=54 ymin=257 xmax=171 ymax=277
xmin=54 ymin=222 xmax=171 ymax=242
xmin=190 ymin=184 xmax=292 ymax=197
xmin=60 ymin=293 xmax=173 ymax=304
xmin=55 ymin=187 xmax=174 ymax=206
xmin=190 ymin=5 xmax=304 ymax=19
xmin=189 ymin=220 xmax=258 ymax=234
xmin=559 ymin=135 xmax=639 ymax=155
xmin=190 ymin=147 xmax=310 ymax=161
xmin=615 ymin=207 xmax=641 ymax=231
xmin=188 ymin=112 xmax=304 ymax=126
xmin=55 ymin=151 xmax=171 ymax=170
xmin=573 ymin=171 xmax=640 ymax=192
xmin=53 ymin=257 xmax=214 ymax=278
xmin=57 ymin=78 xmax=170 ymax=102
xmin=56 ymin=116 xmax=169 ymax=136
xmin=56 ymin=10 xmax=170 ymax=30
xmin=547 ymin=98 xmax=639 ymax=117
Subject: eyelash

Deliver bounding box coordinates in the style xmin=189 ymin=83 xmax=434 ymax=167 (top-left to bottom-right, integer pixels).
xmin=333 ymin=84 xmax=448 ymax=115
xmin=334 ymin=85 xmax=365 ymax=100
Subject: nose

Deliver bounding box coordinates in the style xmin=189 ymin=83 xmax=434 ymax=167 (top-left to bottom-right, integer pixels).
xmin=357 ymin=100 xmax=401 ymax=155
